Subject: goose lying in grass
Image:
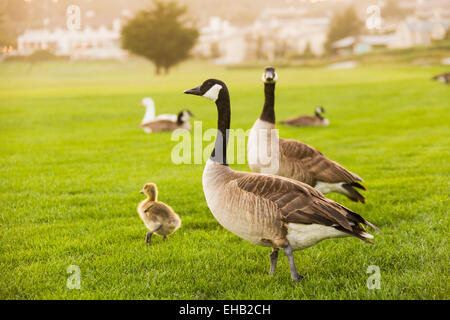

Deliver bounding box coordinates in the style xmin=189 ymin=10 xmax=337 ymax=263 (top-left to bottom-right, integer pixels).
xmin=184 ymin=78 xmax=379 ymax=281
xmin=248 ymin=67 xmax=366 ymax=203
xmin=432 ymin=73 xmax=450 ymax=84
xmin=137 ymin=183 xmax=181 ymax=245
xmin=140 ymin=97 xmax=178 ymax=124
xmin=280 ymin=106 xmax=329 ymax=127
xmin=140 ymin=110 xmax=193 ymax=133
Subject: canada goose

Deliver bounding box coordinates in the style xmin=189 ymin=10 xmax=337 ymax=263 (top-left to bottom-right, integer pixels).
xmin=432 ymin=72 xmax=450 ymax=84
xmin=140 ymin=97 xmax=179 ymax=131
xmin=137 ymin=183 xmax=181 ymax=245
xmin=140 ymin=110 xmax=193 ymax=133
xmin=280 ymin=106 xmax=329 ymax=127
xmin=248 ymin=67 xmax=366 ymax=203
xmin=184 ymin=79 xmax=379 ymax=281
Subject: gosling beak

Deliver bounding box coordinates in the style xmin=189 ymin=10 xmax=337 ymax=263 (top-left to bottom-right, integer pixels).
xmin=139 ymin=190 xmax=144 ymax=194
xmin=184 ymin=85 xmax=202 ymax=96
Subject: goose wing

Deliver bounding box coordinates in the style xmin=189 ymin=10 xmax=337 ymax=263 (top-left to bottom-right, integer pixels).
xmin=282 ymin=115 xmax=319 ymax=126
xmin=234 ymin=173 xmax=377 ymax=240
xmin=279 ymin=138 xmax=364 ymax=185
xmin=141 ymin=119 xmax=176 ymax=132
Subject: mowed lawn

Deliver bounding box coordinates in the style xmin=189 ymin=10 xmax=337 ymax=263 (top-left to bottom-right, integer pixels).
xmin=0 ymin=60 xmax=449 ymax=299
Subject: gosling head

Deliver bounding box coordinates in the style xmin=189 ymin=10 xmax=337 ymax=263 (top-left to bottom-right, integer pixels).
xmin=262 ymin=66 xmax=278 ymax=83
xmin=184 ymin=79 xmax=227 ymax=102
xmin=140 ymin=97 xmax=154 ymax=108
xmin=140 ymin=183 xmax=158 ymax=201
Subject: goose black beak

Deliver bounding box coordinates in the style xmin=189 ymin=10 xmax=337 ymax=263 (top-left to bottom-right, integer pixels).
xmin=184 ymin=86 xmax=202 ymax=96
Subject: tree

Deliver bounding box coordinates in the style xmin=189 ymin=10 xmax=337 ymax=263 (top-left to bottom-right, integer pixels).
xmin=0 ymin=9 xmax=7 ymax=47
xmin=302 ymin=42 xmax=314 ymax=58
xmin=121 ymin=0 xmax=198 ymax=75
xmin=325 ymin=6 xmax=362 ymax=54
xmin=210 ymin=42 xmax=221 ymax=59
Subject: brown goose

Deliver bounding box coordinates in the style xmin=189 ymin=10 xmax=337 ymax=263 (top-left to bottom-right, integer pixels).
xmin=248 ymin=67 xmax=366 ymax=203
xmin=140 ymin=110 xmax=193 ymax=133
xmin=432 ymin=72 xmax=450 ymax=84
xmin=184 ymin=79 xmax=379 ymax=281
xmin=280 ymin=106 xmax=329 ymax=127
xmin=137 ymin=183 xmax=181 ymax=245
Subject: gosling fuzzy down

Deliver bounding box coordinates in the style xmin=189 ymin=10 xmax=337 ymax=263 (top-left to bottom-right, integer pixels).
xmin=137 ymin=183 xmax=181 ymax=245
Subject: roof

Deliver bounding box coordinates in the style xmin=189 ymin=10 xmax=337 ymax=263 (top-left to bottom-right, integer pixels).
xmin=332 ymin=34 xmax=395 ymax=48
xmin=359 ymin=34 xmax=396 ymax=45
xmin=332 ymin=36 xmax=356 ymax=48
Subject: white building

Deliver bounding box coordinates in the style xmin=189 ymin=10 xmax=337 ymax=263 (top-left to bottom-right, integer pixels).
xmin=277 ymin=18 xmax=330 ymax=56
xmin=17 ymin=19 xmax=127 ymax=60
xmin=193 ymin=8 xmax=330 ymax=64
xmin=390 ymin=18 xmax=448 ymax=48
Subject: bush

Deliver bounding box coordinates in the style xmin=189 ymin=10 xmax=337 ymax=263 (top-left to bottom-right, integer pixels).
xmin=3 ymin=50 xmax=69 ymax=63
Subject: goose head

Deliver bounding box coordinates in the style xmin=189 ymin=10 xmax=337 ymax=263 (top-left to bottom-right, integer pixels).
xmin=315 ymin=106 xmax=325 ymax=117
xmin=177 ymin=110 xmax=194 ymax=124
xmin=140 ymin=97 xmax=154 ymax=108
xmin=184 ymin=79 xmax=227 ymax=103
xmin=140 ymin=182 xmax=158 ymax=201
xmin=262 ymin=66 xmax=278 ymax=83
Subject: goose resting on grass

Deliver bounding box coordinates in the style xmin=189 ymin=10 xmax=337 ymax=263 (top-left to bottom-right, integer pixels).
xmin=140 ymin=110 xmax=193 ymax=133
xmin=432 ymin=73 xmax=450 ymax=84
xmin=184 ymin=78 xmax=379 ymax=281
xmin=248 ymin=67 xmax=367 ymax=203
xmin=280 ymin=106 xmax=329 ymax=127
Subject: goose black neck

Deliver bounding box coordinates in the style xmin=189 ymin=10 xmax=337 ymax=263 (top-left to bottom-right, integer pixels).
xmin=176 ymin=112 xmax=183 ymax=125
xmin=260 ymin=82 xmax=275 ymax=123
xmin=211 ymin=87 xmax=230 ymax=166
xmin=315 ymin=111 xmax=323 ymax=120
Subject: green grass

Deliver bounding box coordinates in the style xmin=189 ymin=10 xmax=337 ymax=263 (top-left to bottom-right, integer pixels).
xmin=0 ymin=60 xmax=449 ymax=299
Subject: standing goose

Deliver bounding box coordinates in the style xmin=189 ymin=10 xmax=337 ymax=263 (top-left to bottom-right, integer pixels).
xmin=137 ymin=183 xmax=181 ymax=245
xmin=280 ymin=106 xmax=329 ymax=127
xmin=184 ymin=79 xmax=379 ymax=281
xmin=140 ymin=97 xmax=178 ymax=125
xmin=248 ymin=67 xmax=366 ymax=203
xmin=140 ymin=110 xmax=193 ymax=133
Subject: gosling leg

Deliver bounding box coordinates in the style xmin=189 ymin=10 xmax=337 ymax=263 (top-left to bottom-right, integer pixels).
xmin=283 ymin=244 xmax=303 ymax=282
xmin=145 ymin=232 xmax=153 ymax=245
xmin=269 ymin=248 xmax=279 ymax=276
xmin=145 ymin=223 xmax=162 ymax=246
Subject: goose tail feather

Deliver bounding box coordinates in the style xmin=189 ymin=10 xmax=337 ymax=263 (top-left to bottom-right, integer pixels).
xmin=342 ymin=184 xmax=366 ymax=203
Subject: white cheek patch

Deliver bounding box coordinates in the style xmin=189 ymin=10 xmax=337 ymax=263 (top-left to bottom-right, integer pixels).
xmin=203 ymin=84 xmax=222 ymax=102
xmin=262 ymin=72 xmax=278 ymax=82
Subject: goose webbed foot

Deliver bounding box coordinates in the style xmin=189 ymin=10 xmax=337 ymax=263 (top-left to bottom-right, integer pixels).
xmin=269 ymin=248 xmax=279 ymax=276
xmin=145 ymin=232 xmax=153 ymax=245
xmin=283 ymin=244 xmax=303 ymax=282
